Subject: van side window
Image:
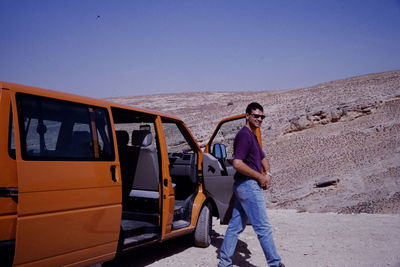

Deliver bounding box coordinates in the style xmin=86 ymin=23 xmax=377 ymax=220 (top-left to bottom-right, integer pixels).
xmin=163 ymin=122 xmax=193 ymax=154
xmin=8 ymin=109 xmax=16 ymax=159
xmin=16 ymin=93 xmax=114 ymax=161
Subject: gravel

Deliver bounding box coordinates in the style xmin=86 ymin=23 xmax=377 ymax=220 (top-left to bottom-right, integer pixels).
xmin=106 ymin=210 xmax=400 ymax=267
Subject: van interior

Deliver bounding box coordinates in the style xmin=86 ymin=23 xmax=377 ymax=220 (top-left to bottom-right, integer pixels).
xmin=111 ymin=107 xmax=199 ymax=251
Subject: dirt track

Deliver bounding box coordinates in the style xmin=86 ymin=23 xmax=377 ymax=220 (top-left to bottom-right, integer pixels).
xmin=106 ymin=209 xmax=400 ymax=267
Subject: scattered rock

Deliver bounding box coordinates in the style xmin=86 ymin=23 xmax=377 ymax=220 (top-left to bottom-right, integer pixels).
xmin=314 ymin=178 xmax=340 ymax=188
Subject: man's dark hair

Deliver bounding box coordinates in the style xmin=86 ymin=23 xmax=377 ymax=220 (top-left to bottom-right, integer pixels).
xmin=246 ymin=102 xmax=264 ymax=114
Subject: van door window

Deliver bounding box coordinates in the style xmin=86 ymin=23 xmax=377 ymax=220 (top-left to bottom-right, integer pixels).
xmin=209 ymin=118 xmax=245 ymax=159
xmin=94 ymin=108 xmax=114 ymax=158
xmin=16 ymin=93 xmax=114 ymax=161
xmin=8 ymin=109 xmax=16 ymax=159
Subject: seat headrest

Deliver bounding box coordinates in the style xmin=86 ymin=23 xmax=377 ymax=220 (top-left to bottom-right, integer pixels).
xmin=70 ymin=131 xmax=93 ymax=157
xmin=132 ymin=130 xmax=152 ymax=147
xmin=116 ymin=130 xmax=129 ymax=146
xmin=72 ymin=131 xmax=91 ymax=145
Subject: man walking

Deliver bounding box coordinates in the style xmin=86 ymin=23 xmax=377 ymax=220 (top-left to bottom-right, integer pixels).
xmin=218 ymin=102 xmax=284 ymax=267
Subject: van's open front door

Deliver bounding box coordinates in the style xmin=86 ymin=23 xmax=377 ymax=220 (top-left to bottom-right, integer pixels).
xmin=10 ymin=90 xmax=121 ymax=266
xmin=203 ymin=114 xmax=262 ymax=224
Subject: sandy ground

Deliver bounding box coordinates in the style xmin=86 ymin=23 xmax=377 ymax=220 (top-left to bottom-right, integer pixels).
xmin=106 ymin=209 xmax=400 ymax=267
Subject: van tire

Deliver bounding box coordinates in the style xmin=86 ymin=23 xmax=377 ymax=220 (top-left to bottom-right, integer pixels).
xmin=194 ymin=203 xmax=212 ymax=247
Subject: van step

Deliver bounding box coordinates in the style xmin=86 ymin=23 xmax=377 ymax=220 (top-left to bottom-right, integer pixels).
xmin=172 ymin=220 xmax=190 ymax=229
xmin=123 ymin=233 xmax=159 ymax=246
xmin=122 ymin=211 xmax=159 ymax=224
xmin=121 ymin=220 xmax=156 ymax=231
xmin=121 ymin=219 xmax=158 ymax=237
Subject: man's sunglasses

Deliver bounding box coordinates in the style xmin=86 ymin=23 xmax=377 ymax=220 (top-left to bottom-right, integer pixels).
xmin=250 ymin=113 xmax=266 ymax=120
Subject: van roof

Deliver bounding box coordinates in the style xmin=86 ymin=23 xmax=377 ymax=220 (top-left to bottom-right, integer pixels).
xmin=1 ymin=81 xmax=182 ymax=122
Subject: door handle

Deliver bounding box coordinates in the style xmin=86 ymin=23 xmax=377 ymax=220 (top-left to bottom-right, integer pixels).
xmin=110 ymin=165 xmax=117 ymax=182
xmin=208 ymin=165 xmax=216 ymax=174
xmin=0 ymin=187 xmax=18 ymax=203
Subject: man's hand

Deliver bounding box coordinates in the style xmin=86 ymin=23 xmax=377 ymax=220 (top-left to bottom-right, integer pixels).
xmin=260 ymin=158 xmax=272 ymax=190
xmin=258 ymin=173 xmax=271 ymax=190
xmin=233 ymin=159 xmax=272 ymax=190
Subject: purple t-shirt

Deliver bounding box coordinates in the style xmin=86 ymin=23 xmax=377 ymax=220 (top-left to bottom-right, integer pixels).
xmin=233 ymin=126 xmax=265 ymax=176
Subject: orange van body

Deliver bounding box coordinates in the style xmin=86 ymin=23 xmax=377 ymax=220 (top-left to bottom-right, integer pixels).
xmin=0 ymin=82 xmax=217 ymax=266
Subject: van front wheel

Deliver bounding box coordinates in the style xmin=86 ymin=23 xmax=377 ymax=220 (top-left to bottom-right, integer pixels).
xmin=194 ymin=203 xmax=212 ymax=247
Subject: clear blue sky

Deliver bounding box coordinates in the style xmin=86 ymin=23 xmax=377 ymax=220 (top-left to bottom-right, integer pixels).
xmin=1 ymin=0 xmax=400 ymax=98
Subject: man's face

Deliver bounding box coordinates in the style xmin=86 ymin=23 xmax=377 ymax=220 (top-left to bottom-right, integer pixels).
xmin=246 ymin=108 xmax=265 ymax=129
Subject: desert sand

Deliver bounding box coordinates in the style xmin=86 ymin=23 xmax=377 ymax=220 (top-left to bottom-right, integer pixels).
xmin=107 ymin=210 xmax=400 ymax=266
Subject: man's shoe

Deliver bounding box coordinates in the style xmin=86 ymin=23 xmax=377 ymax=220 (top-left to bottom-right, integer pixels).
xmin=278 ymin=263 xmax=285 ymax=267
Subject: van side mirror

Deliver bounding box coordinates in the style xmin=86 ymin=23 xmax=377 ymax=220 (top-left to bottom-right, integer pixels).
xmin=213 ymin=143 xmax=227 ymax=160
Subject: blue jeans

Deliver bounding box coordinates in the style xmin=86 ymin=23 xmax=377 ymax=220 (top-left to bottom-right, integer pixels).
xmin=219 ymin=178 xmax=281 ymax=267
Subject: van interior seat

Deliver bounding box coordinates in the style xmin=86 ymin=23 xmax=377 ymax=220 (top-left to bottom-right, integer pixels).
xmin=116 ymin=130 xmax=130 ymax=146
xmin=116 ymin=130 xmax=140 ymax=207
xmin=70 ymin=131 xmax=93 ymax=158
xmin=131 ymin=130 xmax=160 ymax=199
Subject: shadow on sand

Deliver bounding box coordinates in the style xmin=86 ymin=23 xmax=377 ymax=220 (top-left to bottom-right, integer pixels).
xmin=104 ymin=230 xmax=258 ymax=267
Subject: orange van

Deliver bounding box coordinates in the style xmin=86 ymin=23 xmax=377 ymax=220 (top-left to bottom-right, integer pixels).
xmin=0 ymin=81 xmax=260 ymax=266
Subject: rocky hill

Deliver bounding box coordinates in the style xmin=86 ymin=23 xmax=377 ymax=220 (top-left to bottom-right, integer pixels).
xmin=107 ymin=70 xmax=400 ymax=214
